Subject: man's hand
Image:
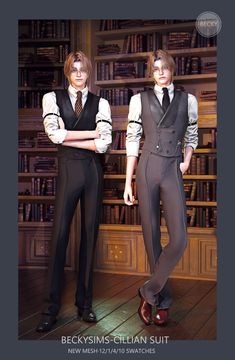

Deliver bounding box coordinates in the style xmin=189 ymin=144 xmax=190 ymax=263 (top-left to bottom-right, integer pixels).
xmin=179 ymin=161 xmax=189 ymax=175
xmin=124 ymin=184 xmax=135 ymax=205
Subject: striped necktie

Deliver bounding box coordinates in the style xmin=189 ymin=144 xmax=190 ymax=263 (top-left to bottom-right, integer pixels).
xmin=75 ymin=91 xmax=82 ymax=117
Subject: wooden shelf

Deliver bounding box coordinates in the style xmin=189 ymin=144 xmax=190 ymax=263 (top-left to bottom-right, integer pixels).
xmin=18 ymin=221 xmax=216 ymax=235
xmin=19 ymin=38 xmax=70 ymax=43
xmin=95 ymin=73 xmax=217 ymax=87
xmin=18 ymin=147 xmax=57 ymax=153
xmin=18 ymin=172 xmax=57 ymax=177
xmin=104 ymin=174 xmax=217 ymax=180
xmin=18 ymin=221 xmax=53 ymax=227
xmin=18 ymin=63 xmax=64 ymax=68
xmin=18 ymin=173 xmax=216 ymax=180
xmin=95 ymin=47 xmax=217 ymax=62
xmin=95 ymin=22 xmax=196 ymax=39
xmin=108 ymin=148 xmax=217 ymax=155
xmin=19 ymin=86 xmax=65 ymax=91
xmin=99 ymin=223 xmax=216 ymax=235
xmin=103 ymin=199 xmax=217 ymax=206
xmin=18 ymin=195 xmax=55 ymax=201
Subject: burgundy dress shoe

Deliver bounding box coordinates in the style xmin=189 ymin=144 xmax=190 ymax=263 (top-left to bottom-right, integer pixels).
xmin=138 ymin=288 xmax=152 ymax=325
xmin=36 ymin=314 xmax=57 ymax=332
xmin=153 ymin=308 xmax=169 ymax=326
xmin=77 ymin=309 xmax=97 ymax=323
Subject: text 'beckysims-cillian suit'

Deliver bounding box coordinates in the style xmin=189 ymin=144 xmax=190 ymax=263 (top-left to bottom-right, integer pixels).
xmin=126 ymin=83 xmax=198 ymax=307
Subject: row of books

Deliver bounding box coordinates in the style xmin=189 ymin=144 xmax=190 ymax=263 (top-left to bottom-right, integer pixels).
xmin=19 ymin=134 xmax=54 ymax=149
xmin=18 ymin=128 xmax=216 ymax=152
xmin=97 ymin=44 xmax=121 ymax=56
xmin=19 ymin=177 xmax=57 ymax=196
xmin=103 ymin=179 xmax=216 ymax=202
xmin=101 ymin=204 xmax=141 ymax=225
xmin=18 ymin=203 xmax=55 ymax=222
xmin=186 ymin=207 xmax=217 ymax=227
xmin=98 ymin=31 xmax=216 ymax=55
xmin=122 ymin=33 xmax=162 ymax=54
xmin=110 ymin=131 xmax=128 ymax=150
xmin=19 ymin=20 xmax=70 ymax=39
xmin=18 ymin=88 xmax=67 ymax=108
xmin=96 ymin=58 xmax=215 ymax=80
xmin=109 ymin=129 xmax=217 ymax=151
xmin=36 ymin=132 xmax=54 ymax=148
xmin=101 ymin=204 xmax=217 ymax=227
xmin=99 ymin=88 xmax=134 ymax=106
xmin=104 ymin=158 xmax=126 ymax=174
xmin=184 ymin=181 xmax=216 ymax=201
xmin=185 ymin=155 xmax=216 ymax=175
xmin=18 ymin=88 xmax=216 ymax=110
xmin=201 ymin=61 xmax=217 ymax=74
xmin=96 ymin=61 xmax=148 ymax=81
xmin=19 ymin=69 xmax=67 ymax=87
xmin=174 ymin=56 xmax=204 ymax=76
xmin=19 ymin=45 xmax=70 ymax=65
xmin=19 ymin=91 xmax=45 ymax=108
xmin=18 ymin=155 xmax=57 ymax=173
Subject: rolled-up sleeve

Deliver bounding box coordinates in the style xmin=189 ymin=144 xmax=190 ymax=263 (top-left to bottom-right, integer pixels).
xmin=42 ymin=92 xmax=67 ymax=144
xmin=126 ymin=94 xmax=143 ymax=157
xmin=94 ymin=97 xmax=112 ymax=153
xmin=184 ymin=93 xmax=198 ymax=150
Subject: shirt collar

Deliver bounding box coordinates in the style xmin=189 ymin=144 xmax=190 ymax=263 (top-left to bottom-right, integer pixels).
xmin=154 ymin=82 xmax=174 ymax=95
xmin=68 ymin=85 xmax=88 ymax=98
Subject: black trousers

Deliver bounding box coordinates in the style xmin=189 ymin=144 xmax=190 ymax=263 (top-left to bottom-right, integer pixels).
xmin=44 ymin=154 xmax=103 ymax=316
xmin=136 ymin=151 xmax=187 ymax=307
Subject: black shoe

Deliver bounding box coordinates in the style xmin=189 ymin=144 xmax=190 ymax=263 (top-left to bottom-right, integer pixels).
xmin=36 ymin=314 xmax=57 ymax=333
xmin=77 ymin=309 xmax=97 ymax=323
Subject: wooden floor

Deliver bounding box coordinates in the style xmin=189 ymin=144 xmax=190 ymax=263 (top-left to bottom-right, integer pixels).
xmin=18 ymin=270 xmax=217 ymax=341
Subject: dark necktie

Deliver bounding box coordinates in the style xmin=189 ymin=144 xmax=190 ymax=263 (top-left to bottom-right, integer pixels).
xmin=162 ymin=87 xmax=170 ymax=113
xmin=75 ymin=91 xmax=82 ymax=117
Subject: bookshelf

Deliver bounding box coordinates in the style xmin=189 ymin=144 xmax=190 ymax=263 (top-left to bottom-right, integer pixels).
xmin=18 ymin=19 xmax=217 ymax=280
xmin=89 ymin=19 xmax=217 ymax=280
xmin=18 ymin=20 xmax=80 ymax=269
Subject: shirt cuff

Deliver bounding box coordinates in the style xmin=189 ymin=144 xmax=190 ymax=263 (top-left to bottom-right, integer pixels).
xmin=126 ymin=142 xmax=140 ymax=157
xmin=94 ymin=138 xmax=110 ymax=153
xmin=184 ymin=142 xmax=198 ymax=150
xmin=47 ymin=129 xmax=67 ymax=144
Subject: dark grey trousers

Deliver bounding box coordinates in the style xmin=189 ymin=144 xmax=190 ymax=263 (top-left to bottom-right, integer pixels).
xmin=44 ymin=155 xmax=103 ymax=316
xmin=136 ymin=150 xmax=187 ymax=307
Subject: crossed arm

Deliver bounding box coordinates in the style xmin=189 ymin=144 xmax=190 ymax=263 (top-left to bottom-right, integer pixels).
xmin=62 ymin=129 xmax=100 ymax=151
xmin=43 ymin=93 xmax=112 ymax=153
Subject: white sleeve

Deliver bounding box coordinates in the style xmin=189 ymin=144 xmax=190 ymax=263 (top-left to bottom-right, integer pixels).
xmin=126 ymin=93 xmax=143 ymax=157
xmin=42 ymin=92 xmax=67 ymax=144
xmin=94 ymin=97 xmax=112 ymax=153
xmin=184 ymin=93 xmax=198 ymax=150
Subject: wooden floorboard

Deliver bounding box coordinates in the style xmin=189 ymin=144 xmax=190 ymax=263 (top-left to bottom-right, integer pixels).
xmin=18 ymin=270 xmax=216 ymax=341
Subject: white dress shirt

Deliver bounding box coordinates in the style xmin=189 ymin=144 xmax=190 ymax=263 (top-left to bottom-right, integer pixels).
xmin=43 ymin=85 xmax=112 ymax=153
xmin=126 ymin=83 xmax=198 ymax=157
